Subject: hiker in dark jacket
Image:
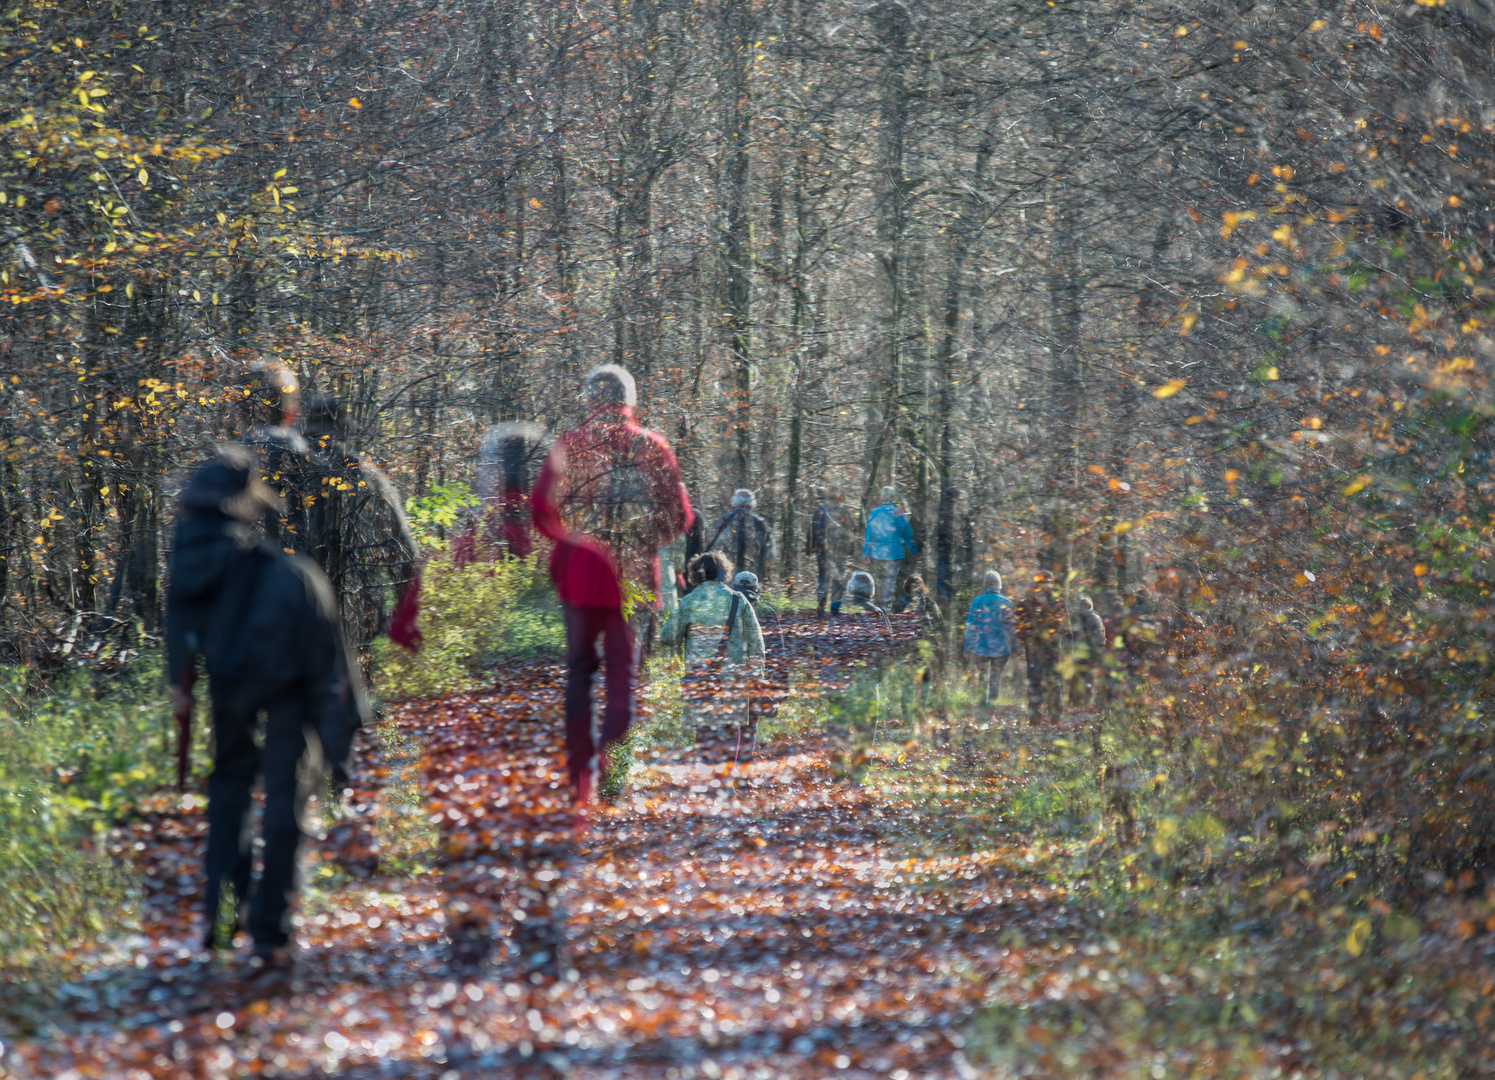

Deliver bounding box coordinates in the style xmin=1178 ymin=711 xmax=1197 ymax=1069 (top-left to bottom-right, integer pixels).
xmin=1016 ymin=570 xmax=1066 ymax=725
xmin=228 ymin=368 xmax=422 ymax=662
xmin=707 ymin=489 xmax=774 ymax=584
xmin=300 ymin=394 xmax=423 ymax=661
xmin=807 ymin=483 xmax=859 ymax=617
xmin=167 ymin=447 xmax=367 ymax=970
xmin=1069 ymin=594 xmax=1109 ymax=706
xmin=933 ymin=486 xmax=962 ymax=603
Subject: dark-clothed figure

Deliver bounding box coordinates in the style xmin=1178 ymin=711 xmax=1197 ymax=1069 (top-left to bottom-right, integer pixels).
xmin=1070 ymin=594 xmax=1109 ymax=706
xmin=229 ymin=370 xmax=421 ymax=662
xmin=300 ymin=395 xmax=423 ymax=659
xmin=707 ymin=488 xmax=774 ymax=584
xmin=1016 ymin=571 xmax=1066 ymax=725
xmin=167 ymin=448 xmax=367 ymax=966
xmin=470 ymin=421 xmax=552 ymax=560
xmin=807 ymin=485 xmax=859 ymax=617
xmin=933 ymin=486 xmax=962 ymax=604
xmin=901 ymin=574 xmax=943 ymax=632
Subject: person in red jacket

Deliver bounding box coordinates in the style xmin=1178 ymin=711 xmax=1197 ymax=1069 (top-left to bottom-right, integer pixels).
xmin=531 ymin=364 xmax=692 ymax=813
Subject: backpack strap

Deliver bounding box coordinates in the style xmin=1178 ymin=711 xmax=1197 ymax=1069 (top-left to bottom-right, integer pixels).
xmin=716 ymin=592 xmax=742 ymax=662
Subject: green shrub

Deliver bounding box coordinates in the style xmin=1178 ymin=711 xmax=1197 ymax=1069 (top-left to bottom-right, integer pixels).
xmin=0 ymin=654 xmax=192 ymax=1032
xmin=375 ymin=550 xmax=565 ymax=701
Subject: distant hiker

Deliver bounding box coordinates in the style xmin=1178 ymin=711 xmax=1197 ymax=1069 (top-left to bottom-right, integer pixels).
xmin=167 ymin=447 xmax=367 ymax=972
xmin=298 ymin=393 xmax=423 ymax=663
xmin=964 ymin=570 xmax=1016 ymax=707
xmin=674 ymin=509 xmax=708 ymax=600
xmin=707 ymin=488 xmax=774 ymax=584
xmin=532 ymin=363 xmax=691 ymax=808
xmin=731 ymin=569 xmax=761 ymax=605
xmin=1016 ymin=570 xmax=1066 ymax=725
xmin=902 ymin=574 xmax=945 ymax=703
xmin=933 ymin=486 xmax=962 ymax=604
xmin=467 ymin=420 xmax=553 ymax=560
xmin=807 ymin=481 xmax=859 ymax=617
xmin=901 ymin=574 xmax=943 ymax=632
xmin=837 ymin=569 xmax=892 ymax=633
xmin=863 ymin=487 xmax=917 ymax=607
xmin=228 ymin=361 xmax=317 ymax=546
xmin=230 ymin=369 xmax=421 ymax=665
xmin=1070 ymin=594 xmax=1109 ymax=706
xmin=659 ymin=552 xmax=765 ymax=761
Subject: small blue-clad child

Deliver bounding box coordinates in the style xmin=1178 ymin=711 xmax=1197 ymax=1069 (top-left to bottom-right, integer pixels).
xmin=964 ymin=570 xmax=1016 ymax=706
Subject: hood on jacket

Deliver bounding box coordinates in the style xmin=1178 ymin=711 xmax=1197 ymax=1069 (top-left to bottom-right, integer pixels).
xmin=169 ymin=510 xmax=243 ymax=602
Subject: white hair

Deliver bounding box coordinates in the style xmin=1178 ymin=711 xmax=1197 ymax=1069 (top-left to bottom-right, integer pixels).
xmin=984 ymin=570 xmax=1003 ymax=592
xmin=1079 ymin=594 xmax=1095 ymax=610
xmin=582 ymin=364 xmax=637 ymax=407
xmin=880 ymin=486 xmax=898 ymax=504
xmin=731 ymin=488 xmax=756 ymax=509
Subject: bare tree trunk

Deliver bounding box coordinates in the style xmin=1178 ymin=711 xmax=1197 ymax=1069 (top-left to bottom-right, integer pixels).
xmin=934 ymin=125 xmax=994 ymax=599
xmin=719 ymin=0 xmax=754 ymax=488
xmin=864 ymin=1 xmax=913 ymax=516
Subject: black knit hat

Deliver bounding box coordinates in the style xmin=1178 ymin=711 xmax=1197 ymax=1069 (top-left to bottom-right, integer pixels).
xmin=180 ymin=445 xmax=283 ymax=523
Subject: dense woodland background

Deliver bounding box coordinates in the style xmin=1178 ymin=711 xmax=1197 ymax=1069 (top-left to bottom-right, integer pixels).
xmin=8 ymin=2 xmax=1495 ymax=1071
xmin=6 ymin=0 xmax=1495 ymax=882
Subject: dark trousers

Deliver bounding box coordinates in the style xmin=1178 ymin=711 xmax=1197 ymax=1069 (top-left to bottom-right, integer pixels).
xmin=562 ymin=604 xmax=634 ymax=790
xmin=204 ymin=682 xmax=319 ymax=951
xmin=816 ymin=550 xmax=848 ymax=604
xmin=1024 ymin=642 xmax=1062 ymax=724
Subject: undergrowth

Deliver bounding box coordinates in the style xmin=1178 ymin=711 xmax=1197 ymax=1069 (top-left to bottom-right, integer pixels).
xmin=0 ymin=651 xmax=208 ymax=1034
xmin=375 ymin=550 xmax=564 ymax=701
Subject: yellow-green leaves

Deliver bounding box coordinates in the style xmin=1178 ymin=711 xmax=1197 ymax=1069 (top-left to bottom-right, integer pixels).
xmin=1344 ymin=916 xmax=1372 ymax=957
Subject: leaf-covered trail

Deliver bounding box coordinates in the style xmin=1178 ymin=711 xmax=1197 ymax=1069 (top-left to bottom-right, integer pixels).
xmin=7 ymin=613 xmax=1082 ymax=1079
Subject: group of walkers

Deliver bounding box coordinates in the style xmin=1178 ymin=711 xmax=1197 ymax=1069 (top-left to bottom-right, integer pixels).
xmin=166 ymin=364 xmax=421 ymax=975
xmin=961 ymin=567 xmax=1172 ymax=728
xmin=161 ymin=357 xmax=1157 ymax=983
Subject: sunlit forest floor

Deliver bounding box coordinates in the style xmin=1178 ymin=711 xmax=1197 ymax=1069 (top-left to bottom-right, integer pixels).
xmin=4 ymin=612 xmax=1492 ymax=1079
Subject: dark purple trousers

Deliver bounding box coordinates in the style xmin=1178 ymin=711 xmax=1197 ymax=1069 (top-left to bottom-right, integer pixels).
xmin=561 ymin=604 xmax=634 ymax=790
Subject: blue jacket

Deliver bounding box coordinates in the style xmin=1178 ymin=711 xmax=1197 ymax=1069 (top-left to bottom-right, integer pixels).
xmin=964 ymin=590 xmax=1015 ymax=657
xmin=863 ymin=503 xmax=916 ymax=561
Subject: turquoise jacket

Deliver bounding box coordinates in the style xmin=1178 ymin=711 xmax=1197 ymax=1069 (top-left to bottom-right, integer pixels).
xmin=862 ymin=503 xmax=916 ymax=561
xmin=964 ymin=590 xmax=1015 ymax=657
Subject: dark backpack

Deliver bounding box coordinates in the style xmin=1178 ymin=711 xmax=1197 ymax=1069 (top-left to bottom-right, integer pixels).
xmin=203 ymin=542 xmax=365 ymax=773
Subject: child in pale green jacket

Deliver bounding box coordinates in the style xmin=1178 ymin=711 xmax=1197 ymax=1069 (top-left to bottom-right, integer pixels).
xmin=658 ymin=552 xmax=765 ymax=671
xmin=659 ymin=552 xmax=765 ymax=760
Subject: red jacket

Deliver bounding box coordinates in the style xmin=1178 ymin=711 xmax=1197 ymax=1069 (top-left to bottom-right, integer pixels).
xmin=531 ymin=403 xmax=691 ymax=610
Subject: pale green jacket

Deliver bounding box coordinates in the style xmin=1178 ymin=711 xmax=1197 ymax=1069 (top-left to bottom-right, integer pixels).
xmin=658 ymin=580 xmax=765 ymax=667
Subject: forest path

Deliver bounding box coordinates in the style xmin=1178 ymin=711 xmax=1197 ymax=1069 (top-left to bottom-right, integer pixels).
xmin=9 ymin=612 xmax=1089 ymax=1080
